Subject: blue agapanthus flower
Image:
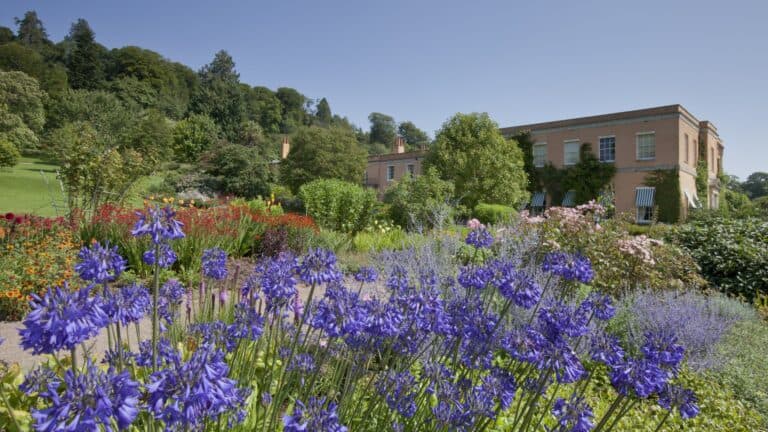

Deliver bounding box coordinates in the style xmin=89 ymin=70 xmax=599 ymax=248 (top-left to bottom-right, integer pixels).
xmin=551 ymin=396 xmax=594 ymax=432
xmin=31 ymin=361 xmax=139 ymax=432
xmin=311 ymin=285 xmax=368 ymax=338
xmin=202 ymin=247 xmax=228 ymax=280
xmin=465 ymin=227 xmax=494 ymax=249
xmin=491 ymin=261 xmax=541 ymax=308
xmin=19 ymin=284 xmax=108 ymax=354
xmin=658 ymin=384 xmax=699 ymax=419
xmin=590 ymin=332 xmax=625 ymax=367
xmin=642 ymin=331 xmax=685 ymax=370
xmin=228 ymin=304 xmax=264 ymax=342
xmin=609 ymin=357 xmax=667 ymax=398
xmin=353 ymin=266 xmax=378 ymax=283
xmin=157 ymin=279 xmax=186 ymax=326
xmin=283 ymin=397 xmax=348 ymax=432
xmin=19 ymin=366 xmax=58 ymax=396
xmin=142 ymin=243 xmax=178 ymax=268
xmin=75 ymin=241 xmax=126 ymax=284
xmin=458 ymin=265 xmax=494 ymax=290
xmin=131 ymin=205 xmax=185 ymax=244
xmin=377 ymin=371 xmax=418 ymax=418
xmin=260 ymin=253 xmax=299 ymax=310
xmin=542 ymin=252 xmax=595 ymax=283
xmin=135 ymin=338 xmax=180 ymax=368
xmin=146 ymin=344 xmax=248 ymax=430
xmin=581 ymin=292 xmax=615 ymax=320
xmin=298 ymin=248 xmax=343 ymax=285
xmin=103 ymin=283 xmax=150 ymax=326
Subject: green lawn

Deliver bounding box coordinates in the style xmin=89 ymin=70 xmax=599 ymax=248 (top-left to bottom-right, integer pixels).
xmin=0 ymin=157 xmax=67 ymax=217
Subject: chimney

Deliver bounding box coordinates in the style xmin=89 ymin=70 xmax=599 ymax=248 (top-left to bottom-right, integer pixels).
xmin=281 ymin=136 xmax=290 ymax=159
xmin=393 ymin=136 xmax=406 ymax=154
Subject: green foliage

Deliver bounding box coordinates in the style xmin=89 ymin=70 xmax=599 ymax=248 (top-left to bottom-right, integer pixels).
xmin=0 ymin=137 xmax=20 ymax=167
xmin=473 ymin=202 xmax=517 ymax=225
xmin=203 ymin=143 xmax=272 ymax=199
xmin=397 ymin=120 xmax=429 ymax=150
xmin=352 ymin=228 xmax=415 ymax=252
xmin=0 ymin=42 xmax=68 ymax=95
xmin=715 ymin=318 xmax=768 ymax=419
xmin=275 ymin=87 xmax=306 ymax=133
xmin=509 ymin=131 xmax=540 ymax=194
xmin=644 ymin=169 xmax=681 ymax=223
xmin=696 ymin=158 xmax=708 ymax=200
xmin=280 ymin=126 xmax=367 ymax=193
xmin=172 ymin=113 xmax=220 ymax=162
xmin=244 ymin=86 xmax=283 ymax=133
xmin=0 ymin=104 xmax=38 ymax=153
xmin=123 ymin=109 xmax=173 ymax=167
xmin=426 ymin=112 xmax=529 ymax=208
xmin=315 ymin=97 xmax=332 ymax=125
xmin=298 ymin=178 xmax=377 ymax=233
xmin=65 ymin=19 xmax=104 ymax=90
xmin=0 ymin=70 xmax=46 ymax=133
xmin=537 ymin=143 xmax=616 ymax=206
xmin=189 ymin=50 xmax=244 ymax=140
xmin=383 ymin=167 xmax=455 ymax=230
xmin=368 ymin=112 xmax=397 ymax=147
xmin=742 ymin=171 xmax=768 ymax=199
xmin=670 ymin=213 xmax=768 ymax=299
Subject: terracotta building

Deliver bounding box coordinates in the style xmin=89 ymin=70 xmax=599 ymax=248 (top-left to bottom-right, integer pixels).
xmin=500 ymin=104 xmax=723 ymax=223
xmin=364 ymin=137 xmax=427 ymax=195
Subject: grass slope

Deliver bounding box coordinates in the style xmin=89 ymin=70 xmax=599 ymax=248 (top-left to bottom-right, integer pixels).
xmin=0 ymin=157 xmax=67 ymax=217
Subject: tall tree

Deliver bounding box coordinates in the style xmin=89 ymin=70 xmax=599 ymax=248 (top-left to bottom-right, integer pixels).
xmin=742 ymin=172 xmax=768 ymax=199
xmin=509 ymin=131 xmax=540 ymax=193
xmin=315 ymin=97 xmax=332 ymax=125
xmin=243 ymin=86 xmax=282 ymax=133
xmin=0 ymin=71 xmax=47 ymax=152
xmin=0 ymin=27 xmax=14 ymax=44
xmin=0 ymin=42 xmax=68 ymax=94
xmin=15 ymin=11 xmax=48 ymax=48
xmin=368 ymin=112 xmax=397 ymax=146
xmin=189 ymin=50 xmax=244 ymax=140
xmin=425 ymin=112 xmax=529 ymax=208
xmin=397 ymin=121 xmax=429 ymax=150
xmin=171 ymin=113 xmax=220 ymax=162
xmin=66 ymin=19 xmax=104 ymax=89
xmin=276 ymin=87 xmax=306 ymax=133
xmin=280 ymin=126 xmax=367 ymax=193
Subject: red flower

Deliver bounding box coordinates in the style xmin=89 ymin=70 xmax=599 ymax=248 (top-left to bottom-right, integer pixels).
xmin=4 ymin=212 xmax=13 ymax=221
xmin=13 ymin=216 xmax=23 ymax=224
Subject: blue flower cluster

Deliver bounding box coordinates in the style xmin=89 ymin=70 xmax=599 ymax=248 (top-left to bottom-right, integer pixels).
xmin=75 ymin=241 xmax=126 ymax=284
xmin=283 ymin=397 xmax=347 ymax=432
xmin=542 ymin=251 xmax=595 ymax=283
xmin=132 ymin=206 xmax=185 ymax=268
xmin=202 ymin=247 xmax=229 ymax=280
xmin=465 ymin=227 xmax=494 ymax=249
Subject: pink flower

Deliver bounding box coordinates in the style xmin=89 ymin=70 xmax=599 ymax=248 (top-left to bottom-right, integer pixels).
xmin=467 ymin=218 xmax=484 ymax=230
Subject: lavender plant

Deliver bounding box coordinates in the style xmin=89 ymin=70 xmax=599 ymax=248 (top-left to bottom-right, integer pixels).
xmin=6 ymin=211 xmax=705 ymax=432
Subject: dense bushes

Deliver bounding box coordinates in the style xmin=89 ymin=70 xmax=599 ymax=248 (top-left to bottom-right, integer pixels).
xmin=0 ymin=137 xmax=20 ymax=167
xmin=670 ymin=213 xmax=768 ymax=299
xmin=473 ymin=202 xmax=516 ymax=225
xmin=299 ymin=179 xmax=376 ymax=234
xmin=383 ymin=167 xmax=454 ymax=229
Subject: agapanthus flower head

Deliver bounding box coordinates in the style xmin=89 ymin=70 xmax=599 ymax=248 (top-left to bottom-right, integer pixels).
xmin=642 ymin=330 xmax=685 ymax=370
xmin=283 ymin=397 xmax=348 ymax=432
xmin=538 ymin=339 xmax=586 ymax=383
xmin=491 ymin=261 xmax=541 ymax=309
xmin=542 ymin=252 xmax=595 ymax=283
xmin=609 ymin=356 xmax=667 ymax=398
xmin=75 ymin=241 xmax=126 ymax=283
xmin=131 ymin=205 xmax=185 ymax=244
xmin=551 ymin=396 xmax=594 ymax=432
xmin=146 ymin=344 xmax=248 ymax=430
xmin=353 ymin=266 xmax=378 ymax=283
xmin=377 ymin=371 xmax=417 ymax=418
xmin=103 ymin=283 xmax=150 ymax=325
xmin=260 ymin=252 xmax=298 ymax=310
xmin=19 ymin=366 xmax=58 ymax=396
xmin=658 ymin=384 xmax=699 ymax=419
xmin=501 ymin=326 xmax=547 ymax=364
xmin=31 ymin=361 xmax=139 ymax=432
xmin=228 ymin=303 xmax=264 ymax=342
xmin=135 ymin=338 xmax=180 ymax=368
xmin=590 ymin=332 xmax=625 ymax=367
xmin=311 ymin=285 xmax=368 ymax=338
xmin=20 ymin=284 xmax=108 ymax=354
xmin=458 ymin=264 xmax=494 ymax=290
xmin=538 ymin=301 xmax=589 ymax=340
xmin=386 ymin=264 xmax=411 ymax=292
xmin=465 ymin=227 xmax=494 ymax=249
xmin=288 ymin=353 xmax=316 ymax=374
xmin=202 ymin=247 xmax=228 ymax=280
xmin=142 ymin=243 xmax=177 ymax=268
xmin=298 ymin=248 xmax=343 ymax=285
xmin=581 ymin=292 xmax=615 ymax=320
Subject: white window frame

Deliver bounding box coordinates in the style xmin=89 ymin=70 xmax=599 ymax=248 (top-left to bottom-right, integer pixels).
xmin=406 ymin=164 xmax=415 ymax=176
xmin=563 ymin=139 xmax=580 ymax=166
xmin=532 ymin=143 xmax=547 ymax=168
xmin=636 ymin=206 xmax=654 ymax=224
xmin=386 ymin=165 xmax=395 ymax=182
xmin=598 ymin=135 xmax=615 ymax=163
xmin=636 ymin=132 xmax=656 ymax=161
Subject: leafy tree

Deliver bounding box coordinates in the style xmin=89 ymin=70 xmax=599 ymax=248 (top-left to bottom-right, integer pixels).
xmin=0 ymin=27 xmax=15 ymax=44
xmin=0 ymin=136 xmax=20 ymax=167
xmin=276 ymin=87 xmax=306 ymax=133
xmin=203 ymin=143 xmax=272 ymax=198
xmin=0 ymin=103 xmax=38 ymax=152
xmin=243 ymin=86 xmax=282 ymax=133
xmin=383 ymin=167 xmax=455 ymax=229
xmin=368 ymin=112 xmax=396 ymax=146
xmin=0 ymin=42 xmax=68 ymax=94
xmin=315 ymin=97 xmax=332 ymax=125
xmin=0 ymin=70 xmax=46 ymax=133
xmin=172 ymin=114 xmax=220 ymax=162
xmin=425 ymin=112 xmax=529 ymax=208
xmin=397 ymin=121 xmax=429 ymax=150
xmin=742 ymin=172 xmax=768 ymax=199
xmin=15 ymin=11 xmax=49 ymax=48
xmin=122 ymin=109 xmax=172 ymax=168
xmin=299 ymin=179 xmax=377 ymax=234
xmin=65 ymin=19 xmax=104 ymax=89
xmin=45 ymin=89 xmax=130 ymax=143
xmin=510 ymin=131 xmax=541 ymax=193
xmin=189 ymin=50 xmax=244 ymax=140
xmin=280 ymin=126 xmax=367 ymax=193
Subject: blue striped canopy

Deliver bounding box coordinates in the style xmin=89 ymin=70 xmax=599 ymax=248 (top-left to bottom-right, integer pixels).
xmin=531 ymin=192 xmax=546 ymax=207
xmin=635 ymin=187 xmax=656 ymax=207
xmin=561 ymin=190 xmax=576 ymax=207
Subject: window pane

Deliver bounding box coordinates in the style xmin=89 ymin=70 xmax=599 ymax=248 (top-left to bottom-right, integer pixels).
xmin=533 ymin=144 xmax=547 ymax=167
xmin=636 ymin=133 xmax=655 ymax=160
xmin=599 ymin=137 xmax=615 ymax=162
xmin=564 ymin=141 xmax=580 ymax=165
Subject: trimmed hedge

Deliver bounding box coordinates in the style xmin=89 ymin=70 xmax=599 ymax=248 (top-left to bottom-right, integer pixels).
xmin=473 ymin=202 xmax=517 ymax=225
xmin=298 ymin=179 xmax=377 ymax=234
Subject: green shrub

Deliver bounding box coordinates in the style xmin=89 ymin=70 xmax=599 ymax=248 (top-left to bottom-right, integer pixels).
xmin=715 ymin=318 xmax=768 ymax=419
xmin=670 ymin=214 xmax=768 ymax=299
xmin=299 ymin=179 xmax=377 ymax=234
xmin=0 ymin=138 xmax=20 ymax=168
xmin=352 ymin=228 xmax=417 ymax=252
xmin=473 ymin=202 xmax=516 ymax=225
xmin=383 ymin=167 xmax=454 ymax=230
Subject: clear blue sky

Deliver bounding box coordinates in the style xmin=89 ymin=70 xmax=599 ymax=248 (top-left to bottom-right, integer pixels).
xmin=3 ymin=0 xmax=766 ymax=179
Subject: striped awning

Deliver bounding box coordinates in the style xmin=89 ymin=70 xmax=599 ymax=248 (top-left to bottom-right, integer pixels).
xmin=635 ymin=187 xmax=656 ymax=207
xmin=531 ymin=192 xmax=546 ymax=207
xmin=561 ymin=190 xmax=576 ymax=207
xmin=684 ymin=191 xmax=698 ymax=208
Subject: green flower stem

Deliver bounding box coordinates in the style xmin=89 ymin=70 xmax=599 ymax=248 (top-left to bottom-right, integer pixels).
xmin=151 ymin=242 xmax=160 ymax=372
